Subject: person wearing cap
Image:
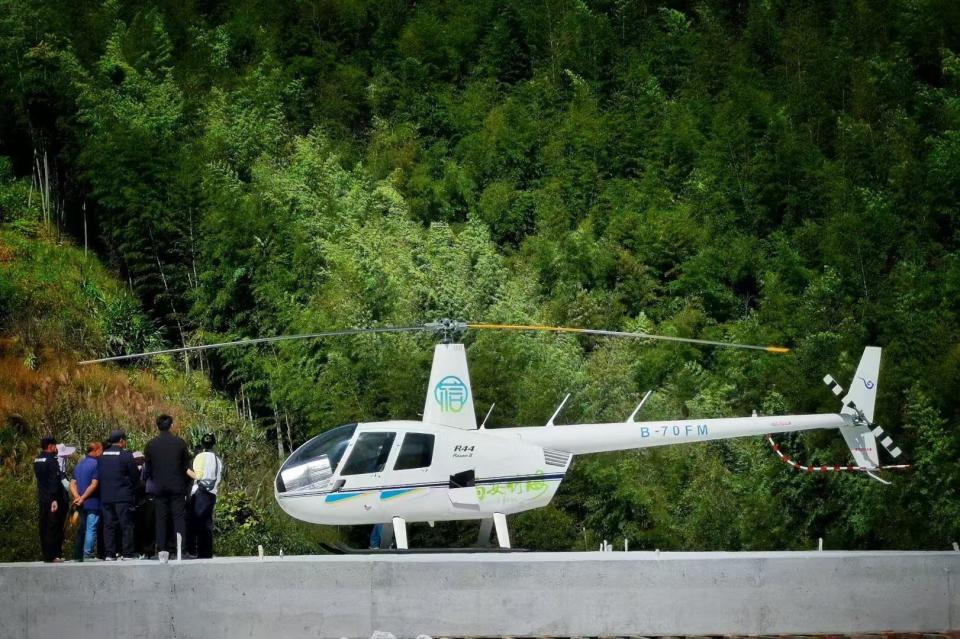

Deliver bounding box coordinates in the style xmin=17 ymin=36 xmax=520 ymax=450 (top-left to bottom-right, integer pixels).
xmin=34 ymin=436 xmax=68 ymax=562
xmin=98 ymin=430 xmax=141 ymax=560
xmin=144 ymin=415 xmax=194 ymax=556
xmin=69 ymin=442 xmax=103 ymax=561
xmin=187 ymin=433 xmax=223 ymax=558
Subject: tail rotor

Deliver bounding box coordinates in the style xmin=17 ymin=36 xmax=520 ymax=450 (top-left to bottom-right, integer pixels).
xmin=823 ymin=364 xmax=904 ymax=463
xmin=769 ymin=348 xmax=911 ymax=482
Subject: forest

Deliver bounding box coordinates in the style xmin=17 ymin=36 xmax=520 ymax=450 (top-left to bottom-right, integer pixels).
xmin=1 ymin=0 xmax=959 ymax=558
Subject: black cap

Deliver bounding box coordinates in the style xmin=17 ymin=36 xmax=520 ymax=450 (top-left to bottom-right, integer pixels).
xmin=108 ymin=429 xmax=126 ymax=443
xmin=40 ymin=435 xmax=57 ymax=449
xmin=200 ymin=433 xmax=216 ymax=449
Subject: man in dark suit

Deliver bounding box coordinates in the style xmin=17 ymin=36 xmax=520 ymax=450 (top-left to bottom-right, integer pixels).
xmin=144 ymin=414 xmax=194 ymax=556
xmin=33 ymin=436 xmax=68 ymax=562
xmin=98 ymin=430 xmax=142 ymax=559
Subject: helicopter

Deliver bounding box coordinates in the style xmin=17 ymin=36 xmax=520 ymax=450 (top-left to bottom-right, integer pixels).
xmin=81 ymin=319 xmax=908 ymax=550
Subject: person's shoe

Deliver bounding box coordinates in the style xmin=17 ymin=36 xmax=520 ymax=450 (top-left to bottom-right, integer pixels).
xmin=104 ymin=555 xmax=117 ymax=561
xmin=84 ymin=556 xmax=101 ymax=562
xmin=183 ymin=552 xmax=198 ymax=560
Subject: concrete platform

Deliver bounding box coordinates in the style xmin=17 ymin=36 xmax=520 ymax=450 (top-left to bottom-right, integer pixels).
xmin=1 ymin=550 xmax=957 ymax=639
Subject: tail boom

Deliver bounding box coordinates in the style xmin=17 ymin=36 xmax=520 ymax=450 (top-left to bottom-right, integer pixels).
xmin=500 ymin=413 xmax=850 ymax=455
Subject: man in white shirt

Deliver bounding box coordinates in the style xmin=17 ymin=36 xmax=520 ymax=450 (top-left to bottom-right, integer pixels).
xmin=188 ymin=433 xmax=222 ymax=558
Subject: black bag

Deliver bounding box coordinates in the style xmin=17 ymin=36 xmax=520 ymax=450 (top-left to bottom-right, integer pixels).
xmin=196 ymin=455 xmax=220 ymax=492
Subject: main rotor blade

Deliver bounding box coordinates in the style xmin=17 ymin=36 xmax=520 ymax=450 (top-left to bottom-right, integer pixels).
xmin=78 ymin=325 xmax=429 ymax=365
xmin=466 ymin=323 xmax=790 ymax=354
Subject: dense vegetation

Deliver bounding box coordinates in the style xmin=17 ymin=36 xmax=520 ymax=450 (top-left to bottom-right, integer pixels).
xmin=0 ymin=204 xmax=335 ymax=560
xmin=1 ymin=0 xmax=958 ymax=555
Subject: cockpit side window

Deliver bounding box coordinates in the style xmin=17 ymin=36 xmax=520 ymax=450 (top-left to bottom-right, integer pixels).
xmin=394 ymin=433 xmax=435 ymax=470
xmin=340 ymin=432 xmax=397 ymax=476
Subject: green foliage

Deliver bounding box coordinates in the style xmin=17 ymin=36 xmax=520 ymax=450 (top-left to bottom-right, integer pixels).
xmin=0 ymin=222 xmax=160 ymax=359
xmin=1 ymin=0 xmax=960 ymax=554
xmin=0 ymin=476 xmax=40 ymax=562
xmin=0 ymin=221 xmax=335 ymax=560
xmin=215 ymin=492 xmax=337 ymax=556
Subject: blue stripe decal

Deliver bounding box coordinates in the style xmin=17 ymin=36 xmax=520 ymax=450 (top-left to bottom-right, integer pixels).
xmin=324 ymin=492 xmax=361 ymax=503
xmin=281 ymin=473 xmax=566 ymax=499
xmin=380 ymin=488 xmax=415 ymax=500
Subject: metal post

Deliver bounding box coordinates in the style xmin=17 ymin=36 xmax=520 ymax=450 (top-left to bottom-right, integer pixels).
xmin=493 ymin=512 xmax=511 ymax=549
xmin=392 ymin=517 xmax=408 ymax=550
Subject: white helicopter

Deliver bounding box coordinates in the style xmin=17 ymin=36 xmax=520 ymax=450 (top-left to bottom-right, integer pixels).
xmin=82 ymin=319 xmax=908 ymax=550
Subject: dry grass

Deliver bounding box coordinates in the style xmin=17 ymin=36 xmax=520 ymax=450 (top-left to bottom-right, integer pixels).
xmin=0 ymin=346 xmax=190 ymax=452
xmin=0 ymin=238 xmax=14 ymax=263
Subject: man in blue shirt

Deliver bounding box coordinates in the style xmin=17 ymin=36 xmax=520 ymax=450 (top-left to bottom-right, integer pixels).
xmin=70 ymin=442 xmax=103 ymax=561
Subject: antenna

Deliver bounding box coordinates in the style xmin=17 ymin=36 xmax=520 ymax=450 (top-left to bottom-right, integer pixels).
xmin=626 ymin=390 xmax=653 ymax=424
xmin=480 ymin=403 xmax=496 ymax=429
xmin=546 ymin=394 xmax=571 ymax=427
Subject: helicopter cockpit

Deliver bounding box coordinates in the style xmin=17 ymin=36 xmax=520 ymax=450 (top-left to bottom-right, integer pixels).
xmin=276 ymin=423 xmax=357 ymax=494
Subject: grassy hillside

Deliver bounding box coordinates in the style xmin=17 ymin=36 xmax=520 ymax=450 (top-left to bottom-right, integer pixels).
xmin=0 ymin=176 xmax=337 ymax=560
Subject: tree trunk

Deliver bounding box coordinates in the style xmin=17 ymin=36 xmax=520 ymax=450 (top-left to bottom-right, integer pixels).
xmin=82 ymin=201 xmax=88 ymax=258
xmin=154 ymin=252 xmax=190 ymax=375
xmin=273 ymin=403 xmax=284 ymax=458
xmin=284 ymin=410 xmax=294 ymax=453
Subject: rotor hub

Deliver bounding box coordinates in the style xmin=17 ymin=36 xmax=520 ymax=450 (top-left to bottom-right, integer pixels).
xmin=425 ymin=318 xmax=467 ymax=343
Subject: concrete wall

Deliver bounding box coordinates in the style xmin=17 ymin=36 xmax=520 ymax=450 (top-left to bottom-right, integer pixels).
xmin=1 ymin=551 xmax=957 ymax=639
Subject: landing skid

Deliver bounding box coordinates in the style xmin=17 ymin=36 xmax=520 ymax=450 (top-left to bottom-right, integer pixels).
xmin=318 ymin=542 xmax=527 ymax=555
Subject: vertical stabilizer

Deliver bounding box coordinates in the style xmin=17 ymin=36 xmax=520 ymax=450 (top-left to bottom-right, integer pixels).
xmin=839 ymin=347 xmax=882 ymax=468
xmin=423 ymin=343 xmax=477 ymax=430
xmin=841 ymin=346 xmax=881 ymax=423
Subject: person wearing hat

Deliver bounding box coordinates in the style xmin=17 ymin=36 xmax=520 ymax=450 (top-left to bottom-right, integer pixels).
xmin=69 ymin=442 xmax=103 ymax=561
xmin=34 ymin=436 xmax=68 ymax=562
xmin=98 ymin=430 xmax=141 ymax=560
xmin=55 ymin=442 xmax=77 ymax=533
xmin=144 ymin=415 xmax=194 ymax=557
xmin=56 ymin=443 xmax=76 ymax=474
xmin=187 ymin=433 xmax=223 ymax=558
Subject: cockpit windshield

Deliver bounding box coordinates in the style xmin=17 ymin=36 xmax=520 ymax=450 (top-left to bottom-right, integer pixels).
xmin=276 ymin=423 xmax=357 ymax=494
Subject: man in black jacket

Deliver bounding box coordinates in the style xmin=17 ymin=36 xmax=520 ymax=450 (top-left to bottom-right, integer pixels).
xmin=33 ymin=436 xmax=67 ymax=562
xmin=144 ymin=414 xmax=194 ymax=556
xmin=98 ymin=430 xmax=141 ymax=560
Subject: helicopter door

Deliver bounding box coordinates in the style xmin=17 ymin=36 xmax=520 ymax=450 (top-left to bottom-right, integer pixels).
xmin=392 ymin=433 xmax=435 ymax=474
xmin=383 ymin=433 xmax=436 ymax=502
xmin=337 ymin=432 xmax=397 ymax=493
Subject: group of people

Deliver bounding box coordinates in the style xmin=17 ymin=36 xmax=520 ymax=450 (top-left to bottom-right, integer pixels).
xmin=33 ymin=414 xmax=223 ymax=563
